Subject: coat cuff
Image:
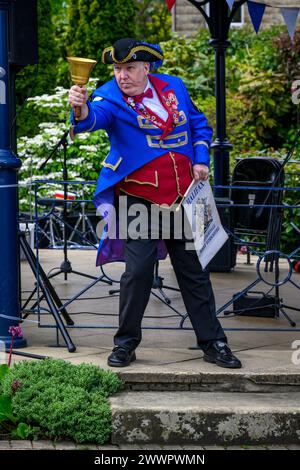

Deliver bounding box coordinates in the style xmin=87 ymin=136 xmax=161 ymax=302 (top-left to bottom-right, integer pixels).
xmin=193 ymin=141 xmax=210 ymax=167
xmin=70 ymin=102 xmax=96 ymax=135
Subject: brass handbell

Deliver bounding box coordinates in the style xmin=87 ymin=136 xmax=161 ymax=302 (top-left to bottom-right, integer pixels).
xmin=67 ymin=56 xmax=97 ymax=119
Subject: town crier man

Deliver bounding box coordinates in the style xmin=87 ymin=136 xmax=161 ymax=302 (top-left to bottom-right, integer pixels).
xmin=68 ymin=38 xmax=241 ymax=369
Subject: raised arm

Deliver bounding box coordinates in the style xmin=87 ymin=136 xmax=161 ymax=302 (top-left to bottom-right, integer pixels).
xmin=68 ymin=85 xmax=115 ymax=135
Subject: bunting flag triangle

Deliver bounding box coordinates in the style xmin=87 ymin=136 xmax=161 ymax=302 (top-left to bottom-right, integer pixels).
xmin=281 ymin=7 xmax=300 ymax=40
xmin=165 ymin=0 xmax=176 ymax=11
xmin=226 ymin=0 xmax=235 ymax=10
xmin=247 ymin=1 xmax=266 ymax=33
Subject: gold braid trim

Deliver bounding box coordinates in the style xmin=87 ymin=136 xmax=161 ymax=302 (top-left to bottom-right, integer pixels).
xmin=102 ymin=45 xmax=163 ymax=64
xmin=102 ymin=47 xmax=113 ymax=63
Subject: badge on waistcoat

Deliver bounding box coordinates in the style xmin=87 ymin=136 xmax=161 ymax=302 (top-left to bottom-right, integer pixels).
xmin=162 ymin=92 xmax=180 ymax=124
xmin=123 ymin=88 xmax=180 ymax=138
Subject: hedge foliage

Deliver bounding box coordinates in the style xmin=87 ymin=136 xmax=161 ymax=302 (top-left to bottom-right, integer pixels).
xmin=65 ymin=0 xmax=137 ymax=85
xmin=134 ymin=0 xmax=172 ymax=43
xmin=1 ymin=359 xmax=123 ymax=444
xmin=161 ymin=27 xmax=300 ymax=152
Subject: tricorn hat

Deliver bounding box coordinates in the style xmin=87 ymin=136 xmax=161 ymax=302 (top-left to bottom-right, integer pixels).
xmin=102 ymin=38 xmax=164 ymax=68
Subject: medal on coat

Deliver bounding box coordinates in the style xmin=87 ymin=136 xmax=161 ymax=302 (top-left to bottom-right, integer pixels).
xmin=123 ymin=88 xmax=181 ymax=137
xmin=123 ymin=94 xmax=166 ymax=130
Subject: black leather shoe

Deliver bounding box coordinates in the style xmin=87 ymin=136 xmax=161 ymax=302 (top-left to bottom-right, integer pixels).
xmin=203 ymin=341 xmax=242 ymax=369
xmin=107 ymin=346 xmax=136 ymax=367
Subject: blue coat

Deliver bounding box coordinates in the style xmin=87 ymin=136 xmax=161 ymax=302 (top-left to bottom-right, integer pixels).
xmin=71 ymin=73 xmax=213 ymax=208
xmin=70 ymin=73 xmax=213 ymax=265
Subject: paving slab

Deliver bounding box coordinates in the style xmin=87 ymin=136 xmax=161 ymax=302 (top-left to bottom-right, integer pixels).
xmin=0 ymin=441 xmax=11 ymax=450
xmin=9 ymin=440 xmax=33 ymax=450
xmin=31 ymin=440 xmax=56 ymax=450
xmin=110 ymin=391 xmax=300 ymax=445
xmin=76 ymin=444 xmax=98 ymax=450
xmin=202 ymin=446 xmax=227 ymax=450
xmin=96 ymin=445 xmax=120 ymax=450
xmin=53 ymin=440 xmax=77 ymax=450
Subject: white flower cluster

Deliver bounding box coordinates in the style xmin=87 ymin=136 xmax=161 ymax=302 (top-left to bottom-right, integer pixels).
xmin=67 ymin=157 xmax=85 ymax=165
xmin=76 ymin=133 xmax=90 ymax=141
xmin=28 ymin=86 xmax=68 ymax=108
xmin=78 ymin=145 xmax=98 ymax=153
xmin=17 ymin=82 xmax=109 ymax=211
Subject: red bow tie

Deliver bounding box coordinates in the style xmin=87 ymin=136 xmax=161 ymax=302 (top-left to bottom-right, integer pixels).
xmin=133 ymin=88 xmax=153 ymax=104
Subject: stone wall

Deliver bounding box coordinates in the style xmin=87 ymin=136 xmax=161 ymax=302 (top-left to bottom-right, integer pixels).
xmin=174 ymin=0 xmax=300 ymax=36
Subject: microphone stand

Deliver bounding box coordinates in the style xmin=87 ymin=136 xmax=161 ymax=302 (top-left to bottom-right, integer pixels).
xmin=40 ymin=130 xmax=71 ymax=280
xmin=38 ymin=128 xmax=110 ymax=284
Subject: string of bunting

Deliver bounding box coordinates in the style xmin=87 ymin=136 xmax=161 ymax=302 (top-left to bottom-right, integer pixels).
xmin=165 ymin=0 xmax=300 ymax=40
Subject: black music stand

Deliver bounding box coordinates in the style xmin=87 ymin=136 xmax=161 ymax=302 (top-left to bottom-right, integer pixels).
xmin=220 ymin=131 xmax=300 ymax=327
xmin=19 ymin=227 xmax=76 ymax=352
xmin=38 ymin=129 xmax=109 ymax=285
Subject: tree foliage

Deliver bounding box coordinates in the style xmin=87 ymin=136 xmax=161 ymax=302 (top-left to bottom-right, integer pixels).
xmin=65 ymin=0 xmax=137 ymax=85
xmin=134 ymin=0 xmax=172 ymax=43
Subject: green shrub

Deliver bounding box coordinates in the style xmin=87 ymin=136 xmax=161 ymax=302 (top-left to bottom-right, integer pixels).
xmin=196 ymin=94 xmax=262 ymax=160
xmin=226 ymin=26 xmax=299 ymax=150
xmin=134 ymin=0 xmax=172 ymax=43
xmin=160 ymin=26 xmax=299 ymax=152
xmin=1 ymin=359 xmax=123 ymax=444
xmin=161 ymin=32 xmax=214 ymax=99
xmin=0 ymin=364 xmax=33 ymax=439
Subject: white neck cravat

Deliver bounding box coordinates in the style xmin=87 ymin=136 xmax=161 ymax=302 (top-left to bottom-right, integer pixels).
xmin=141 ymin=79 xmax=168 ymax=122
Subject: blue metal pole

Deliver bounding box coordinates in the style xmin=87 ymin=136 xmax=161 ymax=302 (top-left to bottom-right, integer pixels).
xmin=0 ymin=1 xmax=26 ymax=348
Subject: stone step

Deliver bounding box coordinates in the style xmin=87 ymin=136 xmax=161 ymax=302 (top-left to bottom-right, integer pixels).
xmin=119 ymin=370 xmax=300 ymax=393
xmin=110 ymin=391 xmax=300 ymax=445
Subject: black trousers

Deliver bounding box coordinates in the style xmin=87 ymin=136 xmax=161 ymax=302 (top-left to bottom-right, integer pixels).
xmin=114 ymin=195 xmax=227 ymax=351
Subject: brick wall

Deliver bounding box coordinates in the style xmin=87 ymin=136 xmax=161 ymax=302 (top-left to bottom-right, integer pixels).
xmin=174 ymin=0 xmax=300 ymax=36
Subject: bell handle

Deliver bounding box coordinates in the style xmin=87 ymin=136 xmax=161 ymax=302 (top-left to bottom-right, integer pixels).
xmin=74 ymin=84 xmax=84 ymax=119
xmin=74 ymin=106 xmax=81 ymax=119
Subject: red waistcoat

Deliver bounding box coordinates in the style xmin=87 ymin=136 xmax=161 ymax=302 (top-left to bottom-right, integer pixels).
xmin=115 ymin=151 xmax=193 ymax=207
